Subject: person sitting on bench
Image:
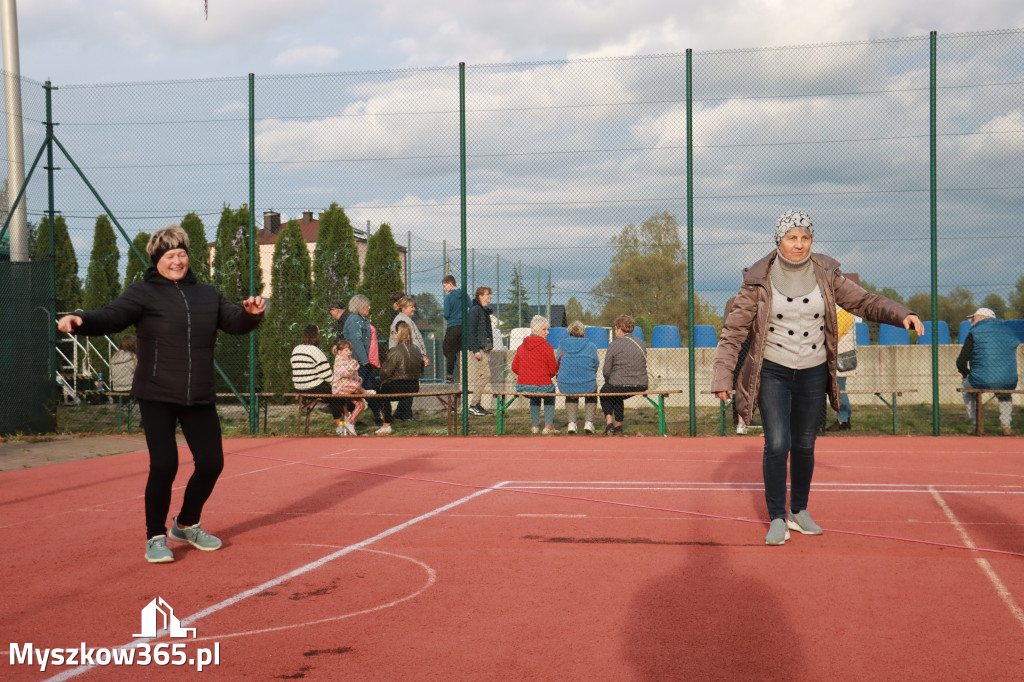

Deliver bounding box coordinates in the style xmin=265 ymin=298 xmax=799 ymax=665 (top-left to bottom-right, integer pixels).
xmin=957 ymin=307 xmax=1019 ymax=436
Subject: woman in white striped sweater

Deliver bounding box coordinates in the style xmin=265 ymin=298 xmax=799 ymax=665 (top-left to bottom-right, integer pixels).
xmin=291 ymin=324 xmax=350 ymax=432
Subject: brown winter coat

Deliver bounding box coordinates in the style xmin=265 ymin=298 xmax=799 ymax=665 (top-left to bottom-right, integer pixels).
xmin=711 ymin=251 xmax=913 ymax=425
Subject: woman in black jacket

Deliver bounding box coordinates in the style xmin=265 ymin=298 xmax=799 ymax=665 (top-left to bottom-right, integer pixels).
xmin=375 ymin=321 xmax=425 ymax=435
xmin=58 ymin=225 xmax=265 ymax=564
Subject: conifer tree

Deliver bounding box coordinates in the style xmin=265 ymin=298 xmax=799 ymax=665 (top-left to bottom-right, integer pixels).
xmin=33 ymin=215 xmax=82 ymax=313
xmin=82 ymin=215 xmax=121 ymax=311
xmin=310 ymin=203 xmax=361 ymax=335
xmin=259 ymin=219 xmax=313 ymax=392
xmin=500 ymin=263 xmax=532 ymax=330
xmin=180 ymin=212 xmax=209 ymax=283
xmin=211 ymin=204 xmax=262 ymax=392
xmin=124 ymin=232 xmax=151 ymax=288
xmin=359 ymin=222 xmax=404 ymax=334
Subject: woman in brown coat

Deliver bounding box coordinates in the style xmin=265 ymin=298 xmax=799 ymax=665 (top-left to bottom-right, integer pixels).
xmin=711 ymin=210 xmax=923 ymax=546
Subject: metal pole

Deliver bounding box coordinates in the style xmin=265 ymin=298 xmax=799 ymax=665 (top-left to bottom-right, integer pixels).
xmin=536 ymin=267 xmax=541 ymax=320
xmin=459 ymin=63 xmax=469 ymax=435
xmin=2 ymin=0 xmax=28 ymax=261
xmin=929 ymin=32 xmax=940 ymax=436
xmin=495 ymin=254 xmax=500 ymax=321
xmin=248 ymin=73 xmax=257 ymax=433
xmin=406 ymin=230 xmax=412 ymax=294
xmin=686 ymin=48 xmax=696 ymax=436
xmin=546 ymin=269 xmax=551 ymax=320
xmin=443 ymin=239 xmax=448 ymax=276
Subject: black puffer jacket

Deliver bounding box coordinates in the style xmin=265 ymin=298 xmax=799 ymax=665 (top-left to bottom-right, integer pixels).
xmin=74 ymin=268 xmax=263 ymax=405
xmin=465 ymin=301 xmax=493 ymax=353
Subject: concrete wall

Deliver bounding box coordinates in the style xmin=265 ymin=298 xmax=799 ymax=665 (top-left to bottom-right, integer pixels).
xmin=474 ymin=344 xmax=1023 ymax=411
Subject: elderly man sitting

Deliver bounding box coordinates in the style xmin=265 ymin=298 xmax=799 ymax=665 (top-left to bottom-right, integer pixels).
xmin=957 ymin=307 xmax=1020 ymax=436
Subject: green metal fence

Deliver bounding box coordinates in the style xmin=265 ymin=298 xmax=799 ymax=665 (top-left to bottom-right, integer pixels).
xmin=3 ymin=29 xmax=1023 ymax=437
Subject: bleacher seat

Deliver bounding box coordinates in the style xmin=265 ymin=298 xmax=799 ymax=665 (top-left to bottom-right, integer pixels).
xmin=917 ymin=320 xmax=950 ymax=345
xmin=877 ymin=324 xmax=910 ymax=345
xmin=630 ymin=327 xmax=646 ymax=345
xmin=546 ymin=326 xmax=569 ymax=349
xmin=1005 ymin=319 xmax=1024 ymax=344
xmin=855 ymin=321 xmax=870 ymax=346
xmin=585 ymin=326 xmax=610 ymax=349
xmin=651 ymin=325 xmax=681 ymax=348
xmin=693 ymin=324 xmax=718 ymax=348
xmin=957 ymin=320 xmax=973 ymax=344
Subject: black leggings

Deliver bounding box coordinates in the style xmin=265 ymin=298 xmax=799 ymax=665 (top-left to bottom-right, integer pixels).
xmin=600 ymin=384 xmax=647 ymax=422
xmin=138 ymin=400 xmax=225 ymax=540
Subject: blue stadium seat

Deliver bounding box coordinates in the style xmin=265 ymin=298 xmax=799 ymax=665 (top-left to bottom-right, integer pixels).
xmin=855 ymin=321 xmax=871 ymax=346
xmin=630 ymin=327 xmax=646 ymax=345
xmin=957 ymin=320 xmax=973 ymax=344
xmin=546 ymin=326 xmax=569 ymax=349
xmin=585 ymin=326 xmax=610 ymax=349
xmin=917 ymin=320 xmax=950 ymax=345
xmin=651 ymin=325 xmax=681 ymax=348
xmin=693 ymin=324 xmax=718 ymax=348
xmin=877 ymin=324 xmax=910 ymax=345
xmin=1005 ymin=319 xmax=1024 ymax=344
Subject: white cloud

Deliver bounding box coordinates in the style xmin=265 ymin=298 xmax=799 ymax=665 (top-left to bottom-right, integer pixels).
xmin=272 ymin=45 xmax=340 ymax=70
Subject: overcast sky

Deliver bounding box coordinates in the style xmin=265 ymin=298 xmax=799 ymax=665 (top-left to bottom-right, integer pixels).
xmin=10 ymin=0 xmax=1024 ymax=83
xmin=5 ymin=1 xmax=1024 ymax=315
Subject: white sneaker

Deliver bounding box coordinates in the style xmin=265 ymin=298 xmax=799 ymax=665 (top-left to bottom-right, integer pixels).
xmin=583 ymin=421 xmax=595 ymax=434
xmin=375 ymin=425 xmax=392 ymax=435
xmin=567 ymin=422 xmax=577 ymax=434
xmin=736 ymin=424 xmax=748 ymax=435
xmin=345 ymin=422 xmax=358 ymax=436
xmin=531 ymin=426 xmax=540 ymax=434
xmin=336 ymin=423 xmax=348 ymax=436
xmin=542 ymin=425 xmax=557 ymax=435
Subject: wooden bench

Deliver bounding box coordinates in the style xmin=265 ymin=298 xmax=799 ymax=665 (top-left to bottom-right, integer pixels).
xmin=709 ymin=389 xmax=917 ymax=436
xmin=99 ymin=392 xmax=272 ymax=433
xmin=487 ymin=390 xmax=683 ymax=436
xmin=283 ymin=391 xmax=462 ymax=436
xmin=956 ymin=388 xmax=1023 ymax=435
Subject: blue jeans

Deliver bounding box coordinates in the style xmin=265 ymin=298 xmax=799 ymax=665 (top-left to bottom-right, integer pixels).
xmin=517 ymin=383 xmax=555 ymax=426
xmin=837 ymin=376 xmax=851 ymax=423
xmin=758 ymin=360 xmax=828 ymax=520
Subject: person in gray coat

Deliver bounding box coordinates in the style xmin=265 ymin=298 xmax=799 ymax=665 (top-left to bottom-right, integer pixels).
xmin=600 ymin=315 xmax=648 ymax=435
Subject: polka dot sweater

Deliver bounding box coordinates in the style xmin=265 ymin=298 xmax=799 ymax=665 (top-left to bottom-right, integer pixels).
xmin=762 ymin=284 xmax=827 ymax=370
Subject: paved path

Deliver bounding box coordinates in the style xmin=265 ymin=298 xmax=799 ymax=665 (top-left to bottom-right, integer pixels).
xmin=0 ymin=434 xmax=176 ymax=472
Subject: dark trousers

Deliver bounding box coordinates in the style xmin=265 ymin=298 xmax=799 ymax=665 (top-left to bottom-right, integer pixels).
xmin=443 ymin=325 xmax=462 ymax=379
xmin=359 ymin=364 xmax=382 ymax=422
xmin=380 ymin=379 xmax=419 ymax=423
xmin=758 ymin=359 xmax=828 ymax=520
xmin=600 ymin=384 xmax=647 ymax=422
xmin=300 ymin=381 xmax=352 ymax=418
xmin=138 ymin=400 xmax=225 ymax=539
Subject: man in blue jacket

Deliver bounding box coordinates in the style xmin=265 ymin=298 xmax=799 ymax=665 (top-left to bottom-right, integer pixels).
xmin=442 ymin=275 xmax=466 ymax=383
xmin=957 ymin=307 xmax=1020 ymax=436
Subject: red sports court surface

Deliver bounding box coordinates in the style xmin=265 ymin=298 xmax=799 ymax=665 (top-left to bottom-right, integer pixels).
xmin=2 ymin=435 xmax=1023 ymax=680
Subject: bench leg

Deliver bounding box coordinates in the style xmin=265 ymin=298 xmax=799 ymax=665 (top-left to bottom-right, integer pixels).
xmin=975 ymin=396 xmax=984 ymax=436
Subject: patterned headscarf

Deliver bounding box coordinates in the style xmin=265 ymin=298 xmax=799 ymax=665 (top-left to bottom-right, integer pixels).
xmin=774 ymin=209 xmax=814 ymax=245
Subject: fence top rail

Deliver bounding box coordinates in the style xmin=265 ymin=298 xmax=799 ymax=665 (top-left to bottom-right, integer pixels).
xmin=283 ymin=391 xmax=462 ymax=398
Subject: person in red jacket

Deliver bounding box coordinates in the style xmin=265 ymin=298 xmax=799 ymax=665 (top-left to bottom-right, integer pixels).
xmin=512 ymin=315 xmax=560 ymax=434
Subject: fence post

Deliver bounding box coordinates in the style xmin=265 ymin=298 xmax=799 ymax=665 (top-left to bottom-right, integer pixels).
xmin=929 ymin=32 xmax=940 ymax=436
xmin=248 ymin=73 xmax=258 ymax=434
xmin=686 ymin=48 xmax=696 ymax=436
xmin=459 ymin=62 xmax=469 ymax=435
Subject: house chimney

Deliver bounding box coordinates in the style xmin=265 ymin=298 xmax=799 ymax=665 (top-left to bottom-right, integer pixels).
xmin=263 ymin=210 xmax=281 ymax=235
xmin=302 ymin=210 xmax=313 ymax=224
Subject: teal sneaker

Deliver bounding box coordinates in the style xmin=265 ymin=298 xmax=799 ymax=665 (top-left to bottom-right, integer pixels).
xmin=787 ymin=510 xmax=823 ymax=535
xmin=168 ymin=519 xmax=222 ymax=551
xmin=765 ymin=518 xmax=790 ymax=546
xmin=145 ymin=535 xmax=174 ymax=563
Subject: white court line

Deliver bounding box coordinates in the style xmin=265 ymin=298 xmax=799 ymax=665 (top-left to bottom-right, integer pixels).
xmin=929 ymin=486 xmax=1024 ymax=634
xmin=45 ymin=481 xmax=508 ymax=682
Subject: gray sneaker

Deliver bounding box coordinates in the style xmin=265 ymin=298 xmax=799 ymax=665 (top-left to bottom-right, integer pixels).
xmin=145 ymin=535 xmax=174 ymax=563
xmin=765 ymin=518 xmax=790 ymax=546
xmin=787 ymin=510 xmax=823 ymax=535
xmin=168 ymin=519 xmax=222 ymax=551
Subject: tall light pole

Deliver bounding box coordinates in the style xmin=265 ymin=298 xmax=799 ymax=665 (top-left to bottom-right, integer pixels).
xmin=1 ymin=0 xmax=28 ymax=262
